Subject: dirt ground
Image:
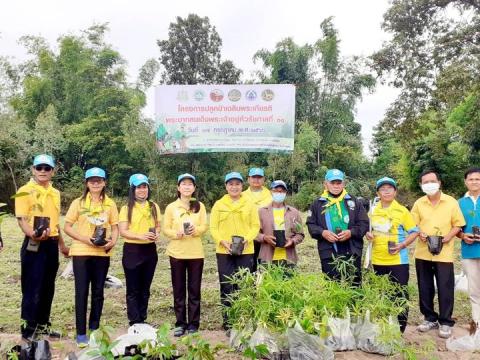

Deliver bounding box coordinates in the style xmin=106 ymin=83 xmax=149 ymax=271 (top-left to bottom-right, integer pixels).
xmin=2 ymin=324 xmax=480 ymax=359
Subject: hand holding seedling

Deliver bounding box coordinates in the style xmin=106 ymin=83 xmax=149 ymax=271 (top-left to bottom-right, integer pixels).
xmin=337 ymin=230 xmax=351 ymax=241
xmin=263 ymin=234 xmax=276 ymax=246
xmin=103 ymin=238 xmax=116 ymax=252
xmin=140 ymin=232 xmax=157 ymax=241
xmin=30 ymin=227 xmax=50 ymax=241
xmin=419 ymin=232 xmax=428 ymax=242
xmin=284 ymin=238 xmax=294 ymax=248
xmin=185 ymin=223 xmax=195 ymax=235
xmin=322 ymin=230 xmax=338 ymax=243
xmin=220 ymin=240 xmax=232 ymax=254
xmin=389 ymin=243 xmax=404 ymax=254
xmin=462 ymin=233 xmax=475 ymax=244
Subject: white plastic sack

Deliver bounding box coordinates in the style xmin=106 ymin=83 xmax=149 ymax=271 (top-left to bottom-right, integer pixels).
xmin=111 ymin=324 xmax=157 ymax=356
xmin=355 ymin=311 xmax=397 ymax=356
xmin=104 ymin=274 xmax=123 ymax=289
xmin=287 ymin=322 xmax=334 ymax=360
xmin=324 ymin=310 xmax=356 ymax=351
xmin=447 ymin=330 xmax=480 ymax=351
xmin=454 ymin=271 xmax=468 ymax=293
xmin=229 ymin=325 xmax=254 ymax=351
xmin=248 ymin=325 xmax=281 ymax=356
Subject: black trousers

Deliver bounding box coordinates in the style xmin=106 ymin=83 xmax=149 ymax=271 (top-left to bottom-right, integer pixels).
xmin=415 ymin=259 xmax=455 ymax=326
xmin=72 ymin=256 xmax=110 ymax=335
xmin=320 ymin=254 xmax=362 ymax=286
xmin=252 ymin=240 xmax=261 ymax=272
xmin=216 ymin=253 xmax=254 ymax=328
xmin=373 ymin=264 xmax=409 ymax=333
xmin=20 ymin=237 xmax=59 ymax=337
xmin=169 ymin=257 xmax=204 ymax=330
xmin=123 ymin=243 xmax=158 ymax=326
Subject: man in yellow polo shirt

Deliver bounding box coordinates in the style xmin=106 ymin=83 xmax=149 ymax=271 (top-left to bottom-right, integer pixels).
xmin=411 ymin=170 xmax=465 ymax=339
xmin=242 ymin=167 xmax=272 ymax=271
xmin=15 ymin=154 xmax=69 ymax=340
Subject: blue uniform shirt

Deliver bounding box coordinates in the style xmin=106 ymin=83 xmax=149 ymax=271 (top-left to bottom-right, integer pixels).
xmin=459 ymin=193 xmax=480 ymax=259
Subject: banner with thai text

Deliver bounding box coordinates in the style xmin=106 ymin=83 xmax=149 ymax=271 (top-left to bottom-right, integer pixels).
xmin=154 ymin=84 xmax=295 ymax=153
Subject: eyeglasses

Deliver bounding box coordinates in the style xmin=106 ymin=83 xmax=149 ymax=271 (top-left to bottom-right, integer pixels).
xmin=34 ymin=165 xmax=53 ymax=172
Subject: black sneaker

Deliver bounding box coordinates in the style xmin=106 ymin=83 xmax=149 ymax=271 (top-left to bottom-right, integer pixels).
xmin=186 ymin=328 xmax=198 ymax=334
xmin=173 ymin=327 xmax=186 ymax=337
xmin=38 ymin=325 xmax=62 ymax=339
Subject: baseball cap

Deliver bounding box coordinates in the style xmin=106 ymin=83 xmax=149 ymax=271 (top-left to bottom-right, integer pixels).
xmin=129 ymin=173 xmax=149 ymax=187
xmin=325 ymin=169 xmax=345 ymax=182
xmin=376 ymin=177 xmax=397 ymax=190
xmin=225 ymin=172 xmax=244 ymax=183
xmin=33 ymin=154 xmax=55 ymax=168
xmin=177 ymin=173 xmax=196 ymax=184
xmin=270 ymin=180 xmax=287 ymax=190
xmin=248 ymin=167 xmax=265 ymax=177
xmin=85 ymin=167 xmax=106 ymax=179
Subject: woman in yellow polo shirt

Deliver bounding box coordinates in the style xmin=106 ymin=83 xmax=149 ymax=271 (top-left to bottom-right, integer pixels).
xmin=63 ymin=167 xmax=119 ymax=347
xmin=210 ymin=172 xmax=260 ymax=331
xmin=163 ymin=173 xmax=207 ymax=337
xmin=119 ymin=174 xmax=161 ymax=327
xmin=365 ymin=177 xmax=418 ymax=333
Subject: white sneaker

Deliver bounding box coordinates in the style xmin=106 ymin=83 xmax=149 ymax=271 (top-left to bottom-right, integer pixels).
xmin=438 ymin=325 xmax=453 ymax=338
xmin=417 ymin=320 xmax=439 ymax=332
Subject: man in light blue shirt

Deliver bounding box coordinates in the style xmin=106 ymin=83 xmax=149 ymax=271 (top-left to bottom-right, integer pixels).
xmin=459 ymin=167 xmax=480 ymax=330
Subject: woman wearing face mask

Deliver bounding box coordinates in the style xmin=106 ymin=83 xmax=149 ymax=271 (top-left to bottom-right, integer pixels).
xmin=365 ymin=177 xmax=419 ymax=333
xmin=256 ymin=180 xmax=304 ymax=267
xmin=64 ymin=167 xmax=119 ymax=347
xmin=210 ymin=172 xmax=260 ymax=331
xmin=119 ymin=174 xmax=161 ymax=327
xmin=163 ymin=174 xmax=207 ymax=337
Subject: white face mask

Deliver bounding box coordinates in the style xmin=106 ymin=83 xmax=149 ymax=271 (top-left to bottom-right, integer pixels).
xmin=421 ymin=182 xmax=440 ymax=196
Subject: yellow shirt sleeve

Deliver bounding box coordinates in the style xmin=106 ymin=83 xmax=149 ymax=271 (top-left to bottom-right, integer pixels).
xmin=451 ymin=202 xmax=466 ymax=227
xmin=109 ymin=202 xmax=119 ymax=225
xmin=14 ymin=188 xmax=31 ymax=217
xmin=403 ymin=209 xmax=418 ymax=232
xmin=65 ymin=199 xmax=80 ymax=224
xmin=162 ymin=204 xmax=178 ymax=239
xmin=209 ymin=202 xmax=222 ymax=245
xmin=410 ymin=201 xmax=420 ymax=226
xmin=119 ymin=205 xmax=128 ymax=223
xmin=194 ymin=203 xmax=208 ymax=236
xmin=245 ymin=204 xmax=260 ymax=243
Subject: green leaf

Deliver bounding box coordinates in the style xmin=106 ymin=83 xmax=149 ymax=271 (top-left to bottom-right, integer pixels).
xmin=10 ymin=192 xmax=30 ymax=199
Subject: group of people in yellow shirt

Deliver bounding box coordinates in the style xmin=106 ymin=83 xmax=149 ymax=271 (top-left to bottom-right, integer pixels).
xmin=14 ymin=156 xmax=304 ymax=345
xmin=14 ymin=153 xmax=480 ymax=345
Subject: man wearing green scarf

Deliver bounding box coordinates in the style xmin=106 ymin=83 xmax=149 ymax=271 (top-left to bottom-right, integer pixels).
xmin=307 ymin=169 xmax=369 ymax=285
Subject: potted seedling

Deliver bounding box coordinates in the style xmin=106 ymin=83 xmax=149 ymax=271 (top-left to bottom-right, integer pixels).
xmin=472 ymin=225 xmax=480 ymax=240
xmin=80 ymin=206 xmax=110 ymax=247
xmin=11 ymin=191 xmax=51 ymax=252
xmin=427 ymin=227 xmax=443 ymax=255
xmin=230 ymin=210 xmax=245 ymax=256
xmin=274 ymin=220 xmax=286 ymax=248
xmin=179 ymin=198 xmax=200 ymax=236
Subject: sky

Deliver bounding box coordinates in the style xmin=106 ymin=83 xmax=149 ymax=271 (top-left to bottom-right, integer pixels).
xmin=0 ymin=0 xmax=399 ymax=155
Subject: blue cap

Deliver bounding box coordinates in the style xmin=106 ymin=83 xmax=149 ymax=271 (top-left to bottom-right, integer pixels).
xmin=177 ymin=173 xmax=196 ymax=184
xmin=376 ymin=177 xmax=397 ymax=190
xmin=129 ymin=173 xmax=149 ymax=187
xmin=85 ymin=167 xmax=106 ymax=179
xmin=33 ymin=154 xmax=55 ymax=168
xmin=325 ymin=169 xmax=345 ymax=182
xmin=248 ymin=167 xmax=265 ymax=177
xmin=225 ymin=172 xmax=244 ymax=183
xmin=270 ymin=180 xmax=287 ymax=190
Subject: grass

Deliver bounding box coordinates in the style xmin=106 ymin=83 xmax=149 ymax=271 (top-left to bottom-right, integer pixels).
xmin=0 ymin=214 xmax=473 ymax=339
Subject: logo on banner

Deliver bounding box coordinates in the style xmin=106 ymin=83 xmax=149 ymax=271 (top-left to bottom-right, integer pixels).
xmin=210 ymin=89 xmax=224 ymax=102
xmin=245 ymin=90 xmax=257 ymax=101
xmin=176 ymin=90 xmax=189 ymax=102
xmin=193 ymin=89 xmax=205 ymax=101
xmin=228 ymin=89 xmax=241 ymax=102
xmin=261 ymin=89 xmax=275 ymax=101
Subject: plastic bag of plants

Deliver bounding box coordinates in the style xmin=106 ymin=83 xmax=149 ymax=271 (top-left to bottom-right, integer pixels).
xmin=446 ymin=330 xmax=480 ymax=351
xmin=11 ymin=340 xmax=52 ymax=360
xmin=324 ymin=310 xmax=356 ymax=351
xmin=355 ymin=311 xmax=397 ymax=355
xmin=248 ymin=324 xmax=281 ymax=357
xmin=229 ymin=325 xmax=254 ymax=351
xmin=287 ymin=322 xmax=334 ymax=360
